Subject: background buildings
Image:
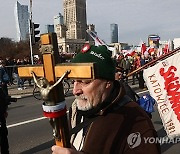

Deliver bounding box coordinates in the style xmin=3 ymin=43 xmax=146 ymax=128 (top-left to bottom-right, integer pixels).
xmin=44 ymin=25 xmax=54 ymax=33
xmin=13 ymin=0 xmax=180 ymax=54
xmin=14 ymin=1 xmax=29 ymax=42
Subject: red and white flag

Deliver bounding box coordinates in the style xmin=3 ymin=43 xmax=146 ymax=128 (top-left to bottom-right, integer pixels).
xmin=143 ymin=52 xmax=180 ymax=138
xmin=86 ymin=30 xmax=116 ymax=56
xmin=122 ymin=49 xmax=136 ymax=57
xmin=141 ymin=42 xmax=147 ymax=55
xmin=163 ymin=44 xmax=170 ymax=54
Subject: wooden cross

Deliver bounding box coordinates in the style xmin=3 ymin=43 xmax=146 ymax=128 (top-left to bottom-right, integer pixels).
xmin=18 ymin=33 xmax=96 ymax=147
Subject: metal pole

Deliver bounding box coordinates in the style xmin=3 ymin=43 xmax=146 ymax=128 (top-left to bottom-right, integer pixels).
xmin=29 ymin=0 xmax=34 ymax=64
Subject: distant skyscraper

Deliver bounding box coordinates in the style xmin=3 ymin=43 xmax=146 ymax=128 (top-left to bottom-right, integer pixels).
xmin=54 ymin=13 xmax=64 ymax=25
xmin=14 ymin=1 xmax=29 ymax=41
xmin=45 ymin=25 xmax=54 ymax=33
xmin=110 ymin=23 xmax=118 ymax=43
xmin=54 ymin=13 xmax=67 ymax=40
xmin=63 ymin=0 xmax=87 ymax=39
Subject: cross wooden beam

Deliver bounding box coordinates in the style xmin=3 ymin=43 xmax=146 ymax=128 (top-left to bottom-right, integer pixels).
xmin=18 ymin=33 xmax=96 ymax=147
xmin=18 ymin=62 xmax=95 ymax=79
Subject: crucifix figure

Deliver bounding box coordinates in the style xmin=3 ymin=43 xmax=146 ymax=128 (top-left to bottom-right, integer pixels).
xmin=31 ymin=70 xmax=70 ymax=103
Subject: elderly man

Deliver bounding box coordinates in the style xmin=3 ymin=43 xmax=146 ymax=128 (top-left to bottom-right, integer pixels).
xmin=51 ymin=45 xmax=161 ymax=154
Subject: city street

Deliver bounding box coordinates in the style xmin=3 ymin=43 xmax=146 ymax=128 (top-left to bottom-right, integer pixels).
xmin=6 ymin=84 xmax=180 ymax=154
xmin=7 ymin=94 xmax=75 ymax=154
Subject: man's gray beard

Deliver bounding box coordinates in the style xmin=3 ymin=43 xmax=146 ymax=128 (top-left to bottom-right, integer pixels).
xmin=75 ymin=95 xmax=93 ymax=111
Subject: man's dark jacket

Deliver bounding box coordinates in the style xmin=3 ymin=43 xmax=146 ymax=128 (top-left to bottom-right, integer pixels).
xmin=69 ymin=80 xmax=161 ymax=154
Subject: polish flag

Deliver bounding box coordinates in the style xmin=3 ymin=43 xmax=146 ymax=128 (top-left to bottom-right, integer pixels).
xmin=141 ymin=42 xmax=147 ymax=54
xmin=148 ymin=47 xmax=155 ymax=55
xmin=163 ymin=44 xmax=170 ymax=54
xmin=127 ymin=50 xmax=136 ymax=56
xmin=122 ymin=49 xmax=136 ymax=57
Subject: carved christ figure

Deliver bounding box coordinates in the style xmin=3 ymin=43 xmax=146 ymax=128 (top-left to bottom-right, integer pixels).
xmin=31 ymin=70 xmax=70 ymax=102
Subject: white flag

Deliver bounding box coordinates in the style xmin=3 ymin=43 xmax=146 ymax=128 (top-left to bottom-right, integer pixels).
xmin=86 ymin=30 xmax=107 ymax=46
xmin=86 ymin=30 xmax=116 ymax=56
xmin=143 ymin=52 xmax=180 ymax=139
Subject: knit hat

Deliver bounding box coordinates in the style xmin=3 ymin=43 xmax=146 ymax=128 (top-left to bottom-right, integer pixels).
xmin=72 ymin=44 xmax=115 ymax=80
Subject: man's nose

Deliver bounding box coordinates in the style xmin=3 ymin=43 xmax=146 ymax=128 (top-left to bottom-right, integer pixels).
xmin=73 ymin=81 xmax=83 ymax=95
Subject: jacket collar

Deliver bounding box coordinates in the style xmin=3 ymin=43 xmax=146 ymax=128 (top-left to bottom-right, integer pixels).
xmin=98 ymin=80 xmax=126 ymax=115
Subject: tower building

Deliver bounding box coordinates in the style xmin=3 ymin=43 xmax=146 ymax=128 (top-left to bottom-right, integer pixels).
xmin=14 ymin=1 xmax=29 ymax=41
xmin=63 ymin=0 xmax=87 ymax=39
xmin=54 ymin=13 xmax=67 ymax=40
xmin=54 ymin=13 xmax=64 ymax=26
xmin=110 ymin=23 xmax=118 ymax=43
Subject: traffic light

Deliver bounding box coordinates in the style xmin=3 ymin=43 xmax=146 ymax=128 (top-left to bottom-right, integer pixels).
xmin=31 ymin=22 xmax=40 ymax=44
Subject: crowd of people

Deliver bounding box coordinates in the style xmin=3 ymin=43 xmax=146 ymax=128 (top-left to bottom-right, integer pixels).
xmin=0 ymin=56 xmax=42 ymax=90
xmin=114 ymin=52 xmax=158 ymax=89
xmin=1 ymin=50 xmax=158 ymax=91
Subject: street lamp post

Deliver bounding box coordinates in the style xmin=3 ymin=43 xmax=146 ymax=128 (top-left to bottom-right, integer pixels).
xmin=29 ymin=0 xmax=34 ymax=64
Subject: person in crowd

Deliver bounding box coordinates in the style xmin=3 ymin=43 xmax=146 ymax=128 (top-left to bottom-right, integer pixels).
xmin=23 ymin=57 xmax=32 ymax=86
xmin=115 ymin=67 xmax=138 ymax=102
xmin=124 ymin=56 xmax=131 ymax=82
xmin=14 ymin=59 xmax=26 ymax=90
xmin=135 ymin=54 xmax=145 ymax=89
xmin=0 ymin=59 xmax=10 ymax=154
xmin=115 ymin=66 xmax=154 ymax=119
xmin=117 ymin=53 xmax=126 ymax=73
xmin=0 ymin=59 xmax=10 ymax=95
xmin=131 ymin=56 xmax=138 ymax=85
xmin=51 ymin=45 xmax=161 ymax=154
xmin=4 ymin=57 xmax=15 ymax=85
xmin=33 ymin=55 xmax=42 ymax=64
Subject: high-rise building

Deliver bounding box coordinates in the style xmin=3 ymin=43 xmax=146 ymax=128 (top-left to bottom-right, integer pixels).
xmin=110 ymin=23 xmax=118 ymax=43
xmin=56 ymin=0 xmax=94 ymax=53
xmin=54 ymin=13 xmax=67 ymax=41
xmin=54 ymin=13 xmax=64 ymax=25
xmin=45 ymin=25 xmax=54 ymax=33
xmin=63 ymin=0 xmax=87 ymax=39
xmin=14 ymin=1 xmax=29 ymax=41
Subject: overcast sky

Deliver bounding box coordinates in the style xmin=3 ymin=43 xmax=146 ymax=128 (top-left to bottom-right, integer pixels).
xmin=1 ymin=0 xmax=180 ymax=45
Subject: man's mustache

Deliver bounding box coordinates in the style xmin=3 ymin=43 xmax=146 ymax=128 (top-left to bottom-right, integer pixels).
xmin=75 ymin=95 xmax=88 ymax=100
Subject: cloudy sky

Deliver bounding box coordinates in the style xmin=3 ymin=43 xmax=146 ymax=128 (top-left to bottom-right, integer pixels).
xmin=1 ymin=0 xmax=180 ymax=45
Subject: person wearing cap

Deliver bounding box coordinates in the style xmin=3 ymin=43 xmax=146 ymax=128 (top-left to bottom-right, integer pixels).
xmin=51 ymin=45 xmax=161 ymax=154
